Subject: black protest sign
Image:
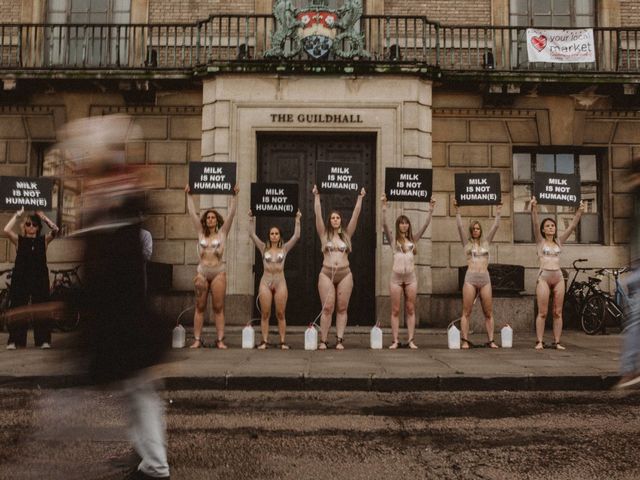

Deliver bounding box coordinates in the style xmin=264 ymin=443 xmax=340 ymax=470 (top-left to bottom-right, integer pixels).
xmin=251 ymin=183 xmax=298 ymax=217
xmin=189 ymin=162 xmax=236 ymax=194
xmin=534 ymin=172 xmax=581 ymax=206
xmin=316 ymin=162 xmax=363 ymax=193
xmin=0 ymin=176 xmax=54 ymax=210
xmin=384 ymin=168 xmax=432 ymax=202
xmin=455 ymin=173 xmax=502 ymax=205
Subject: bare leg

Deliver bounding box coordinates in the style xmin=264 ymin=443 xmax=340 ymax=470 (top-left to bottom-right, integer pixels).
xmin=461 ymin=282 xmax=476 ymax=349
xmin=257 ymin=282 xmax=273 ymax=348
xmin=535 ymin=277 xmax=551 ymax=349
xmin=552 ymin=279 xmax=566 ymax=346
xmin=389 ymin=280 xmax=403 ymax=348
xmin=479 ymin=282 xmax=497 ymax=347
xmin=404 ymin=281 xmax=418 ymax=348
xmin=274 ymin=282 xmax=289 ymax=348
xmin=190 ymin=274 xmax=209 ymax=348
xmin=317 ymin=272 xmax=336 ymax=348
xmin=334 ymin=273 xmax=354 ymax=350
xmin=211 ymin=272 xmax=227 ymax=349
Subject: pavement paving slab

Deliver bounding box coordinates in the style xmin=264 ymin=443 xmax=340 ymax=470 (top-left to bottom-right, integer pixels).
xmin=0 ymin=328 xmax=625 ymax=391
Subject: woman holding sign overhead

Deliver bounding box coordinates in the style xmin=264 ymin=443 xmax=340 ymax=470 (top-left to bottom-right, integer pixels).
xmin=3 ymin=207 xmax=58 ymax=349
xmin=248 ymin=209 xmax=301 ymax=349
xmin=185 ymin=184 xmax=238 ymax=349
xmin=381 ymin=194 xmax=435 ymax=349
xmin=312 ymin=184 xmax=365 ymax=350
xmin=531 ymin=196 xmax=584 ymax=350
xmin=454 ymin=200 xmax=502 ymax=349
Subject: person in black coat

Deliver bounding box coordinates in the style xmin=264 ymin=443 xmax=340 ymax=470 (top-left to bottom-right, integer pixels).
xmin=3 ymin=207 xmax=58 ymax=349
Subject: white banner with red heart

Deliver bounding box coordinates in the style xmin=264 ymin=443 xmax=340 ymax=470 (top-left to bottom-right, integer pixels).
xmin=526 ymin=28 xmax=595 ymax=63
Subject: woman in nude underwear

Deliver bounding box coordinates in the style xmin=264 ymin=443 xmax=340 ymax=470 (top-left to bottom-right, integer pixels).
xmin=381 ymin=194 xmax=435 ymax=349
xmin=531 ymin=196 xmax=584 ymax=350
xmin=454 ymin=200 xmax=502 ymax=349
xmin=248 ymin=209 xmax=301 ymax=349
xmin=312 ymin=184 xmax=366 ymax=350
xmin=185 ymin=184 xmax=238 ymax=349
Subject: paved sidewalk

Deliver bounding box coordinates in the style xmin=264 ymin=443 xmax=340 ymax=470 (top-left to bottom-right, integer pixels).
xmin=0 ymin=328 xmax=624 ymax=391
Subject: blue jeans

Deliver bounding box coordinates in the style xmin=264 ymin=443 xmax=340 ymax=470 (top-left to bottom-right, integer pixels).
xmin=621 ymin=269 xmax=640 ymax=375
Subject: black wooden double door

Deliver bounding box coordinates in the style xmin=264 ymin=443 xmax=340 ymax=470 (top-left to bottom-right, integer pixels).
xmin=255 ymin=133 xmax=376 ymax=326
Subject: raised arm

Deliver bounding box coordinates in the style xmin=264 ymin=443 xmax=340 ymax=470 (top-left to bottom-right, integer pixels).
xmin=283 ymin=210 xmax=302 ymax=252
xmin=454 ymin=201 xmax=467 ymax=247
xmin=558 ymin=201 xmax=585 ymax=245
xmin=247 ymin=210 xmax=265 ymax=254
xmin=346 ymin=188 xmax=366 ymax=238
xmin=312 ymin=185 xmax=325 ymax=238
xmin=381 ymin=194 xmax=393 ymax=248
xmin=485 ymin=204 xmax=502 ymax=244
xmin=3 ymin=207 xmax=23 ymax=246
xmin=412 ymin=198 xmax=436 ymax=243
xmin=36 ymin=211 xmax=60 ymax=247
xmin=530 ymin=196 xmax=542 ymax=244
xmin=220 ymin=185 xmax=239 ymax=236
xmin=185 ymin=185 xmax=202 ymax=234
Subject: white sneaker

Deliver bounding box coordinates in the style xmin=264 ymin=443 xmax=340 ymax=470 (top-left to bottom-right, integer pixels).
xmin=40 ymin=342 xmax=51 ymax=350
xmin=6 ymin=343 xmax=16 ymax=350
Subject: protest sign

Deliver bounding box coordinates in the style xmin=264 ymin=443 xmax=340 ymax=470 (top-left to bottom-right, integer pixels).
xmin=384 ymin=168 xmax=432 ymax=202
xmin=250 ymin=183 xmax=298 ymax=217
xmin=526 ymin=28 xmax=595 ymax=63
xmin=316 ymin=162 xmax=363 ymax=193
xmin=454 ymin=173 xmax=501 ymax=205
xmin=0 ymin=176 xmax=54 ymax=210
xmin=534 ymin=172 xmax=581 ymax=206
xmin=188 ymin=162 xmax=236 ymax=194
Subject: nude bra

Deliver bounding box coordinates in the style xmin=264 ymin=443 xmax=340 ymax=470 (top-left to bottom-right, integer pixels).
xmin=325 ymin=240 xmax=347 ymax=253
xmin=395 ymin=241 xmax=415 ymax=254
xmin=198 ymin=235 xmax=221 ymax=254
xmin=541 ymin=244 xmax=561 ymax=257
xmin=264 ymin=251 xmax=285 ymax=263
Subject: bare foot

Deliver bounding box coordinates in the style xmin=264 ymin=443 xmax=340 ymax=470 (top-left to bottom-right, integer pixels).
xmin=407 ymin=340 xmax=419 ymax=350
xmin=257 ymin=340 xmax=268 ymax=350
xmin=318 ymin=340 xmax=328 ymax=350
xmin=388 ymin=341 xmax=399 ymax=350
xmin=535 ymin=341 xmax=544 ymax=350
xmin=216 ymin=338 xmax=228 ymax=349
xmin=335 ymin=337 xmax=344 ymax=350
xmin=189 ymin=338 xmax=203 ymax=349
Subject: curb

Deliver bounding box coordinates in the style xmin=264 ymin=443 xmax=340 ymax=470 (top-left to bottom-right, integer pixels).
xmin=0 ymin=374 xmax=621 ymax=391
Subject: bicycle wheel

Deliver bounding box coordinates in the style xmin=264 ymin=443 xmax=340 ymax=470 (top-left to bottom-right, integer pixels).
xmin=581 ymin=294 xmax=606 ymax=335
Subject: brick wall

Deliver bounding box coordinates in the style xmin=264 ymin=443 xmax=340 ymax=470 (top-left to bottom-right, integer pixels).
xmin=0 ymin=0 xmax=22 ymax=22
xmin=621 ymin=1 xmax=640 ymax=27
xmin=385 ymin=0 xmax=491 ymax=24
xmin=149 ymin=0 xmax=254 ymax=23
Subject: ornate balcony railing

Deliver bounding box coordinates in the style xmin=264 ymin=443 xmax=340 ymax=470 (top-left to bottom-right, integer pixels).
xmin=0 ymin=15 xmax=639 ymax=76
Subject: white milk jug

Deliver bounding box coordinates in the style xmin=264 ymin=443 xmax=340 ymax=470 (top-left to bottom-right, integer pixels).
xmin=172 ymin=324 xmax=185 ymax=349
xmin=448 ymin=324 xmax=461 ymax=349
xmin=304 ymin=325 xmax=318 ymax=351
xmin=370 ymin=326 xmax=383 ymax=349
xmin=242 ymin=325 xmax=255 ymax=349
xmin=500 ymin=325 xmax=513 ymax=348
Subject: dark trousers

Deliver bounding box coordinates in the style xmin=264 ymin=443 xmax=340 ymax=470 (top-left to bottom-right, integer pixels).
xmin=7 ymin=317 xmax=51 ymax=347
xmin=8 ymin=291 xmax=51 ymax=347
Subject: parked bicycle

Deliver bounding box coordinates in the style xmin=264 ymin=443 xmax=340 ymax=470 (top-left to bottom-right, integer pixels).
xmin=49 ymin=265 xmax=83 ymax=332
xmin=581 ymin=266 xmax=629 ymax=335
xmin=0 ymin=268 xmax=13 ymax=331
xmin=562 ymin=258 xmax=593 ymax=328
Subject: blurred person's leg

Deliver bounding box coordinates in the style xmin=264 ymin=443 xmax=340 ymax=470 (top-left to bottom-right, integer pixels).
xmin=124 ymin=373 xmax=169 ymax=479
xmin=621 ymin=289 xmax=640 ymax=376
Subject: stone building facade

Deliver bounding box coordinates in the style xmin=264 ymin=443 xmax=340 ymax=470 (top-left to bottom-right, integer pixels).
xmin=1 ymin=0 xmax=639 ymax=331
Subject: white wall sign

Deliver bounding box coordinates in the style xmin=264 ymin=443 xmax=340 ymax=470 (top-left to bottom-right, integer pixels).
xmin=526 ymin=28 xmax=595 ymax=63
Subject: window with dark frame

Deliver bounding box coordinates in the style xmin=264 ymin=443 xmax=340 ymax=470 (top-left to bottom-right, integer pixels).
xmin=46 ymin=0 xmax=132 ymax=66
xmin=509 ymin=0 xmax=596 ymax=28
xmin=512 ymin=149 xmax=602 ymax=244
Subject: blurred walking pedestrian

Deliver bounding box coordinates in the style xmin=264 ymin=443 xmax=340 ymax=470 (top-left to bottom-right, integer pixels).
xmin=615 ymin=161 xmax=640 ymax=389
xmin=60 ymin=114 xmax=171 ymax=479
